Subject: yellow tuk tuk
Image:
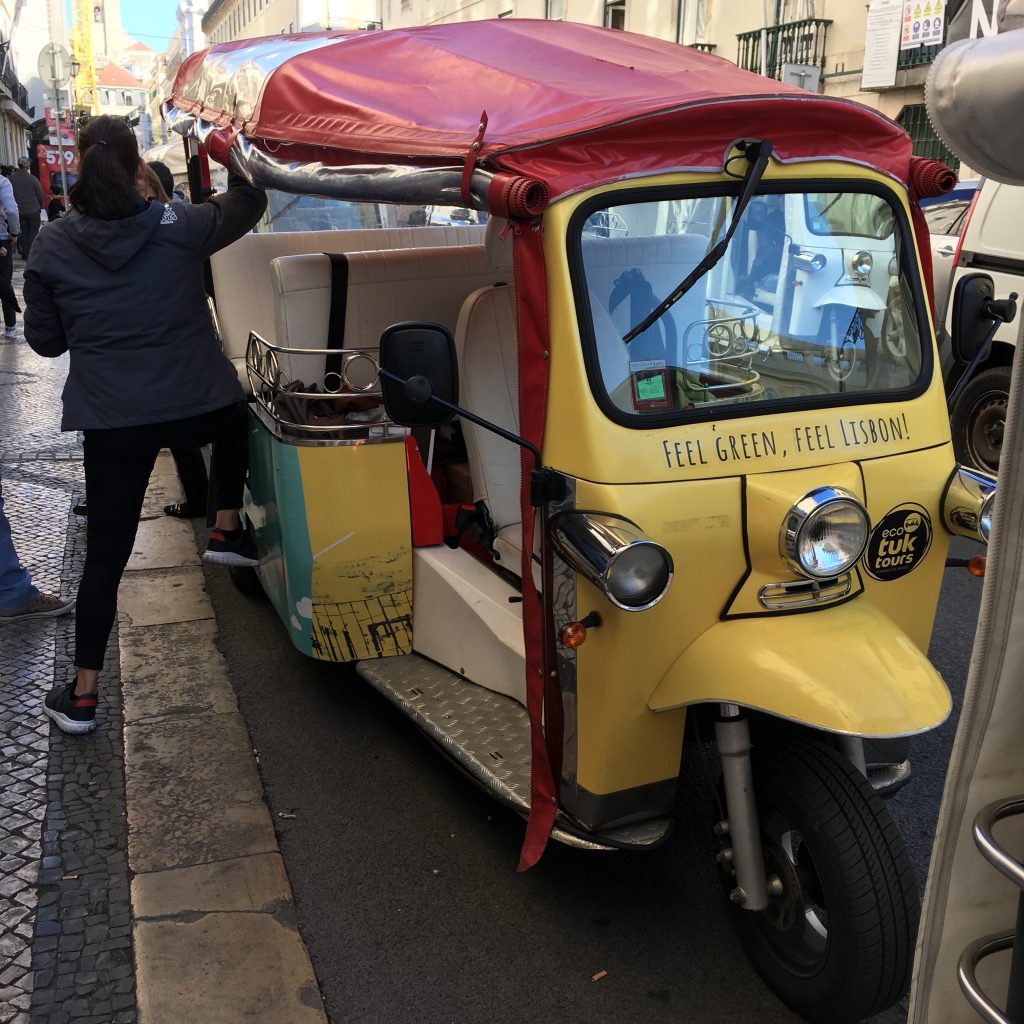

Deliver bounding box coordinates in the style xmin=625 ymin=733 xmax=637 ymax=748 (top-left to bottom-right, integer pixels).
xmin=167 ymin=21 xmax=999 ymax=1021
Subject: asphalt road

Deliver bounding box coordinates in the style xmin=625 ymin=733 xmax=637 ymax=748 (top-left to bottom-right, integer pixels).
xmin=200 ymin=535 xmax=984 ymax=1024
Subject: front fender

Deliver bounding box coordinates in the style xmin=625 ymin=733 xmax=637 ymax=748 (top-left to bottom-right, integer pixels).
xmin=648 ymin=601 xmax=951 ymax=737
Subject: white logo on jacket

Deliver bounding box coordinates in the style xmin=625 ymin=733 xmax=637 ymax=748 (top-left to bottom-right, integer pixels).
xmin=160 ymin=205 xmax=178 ymax=225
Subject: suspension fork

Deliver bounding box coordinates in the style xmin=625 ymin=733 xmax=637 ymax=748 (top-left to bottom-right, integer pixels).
xmin=714 ymin=703 xmax=770 ymax=912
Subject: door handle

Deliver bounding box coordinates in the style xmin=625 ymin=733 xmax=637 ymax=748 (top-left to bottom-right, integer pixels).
xmin=937 ymin=245 xmax=957 ymax=258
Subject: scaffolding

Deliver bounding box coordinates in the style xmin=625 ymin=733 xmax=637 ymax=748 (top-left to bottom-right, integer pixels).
xmin=71 ymin=0 xmax=99 ymax=115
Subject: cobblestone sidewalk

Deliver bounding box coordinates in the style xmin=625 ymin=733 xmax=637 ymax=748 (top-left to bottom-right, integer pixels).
xmin=0 ymin=265 xmax=137 ymax=1024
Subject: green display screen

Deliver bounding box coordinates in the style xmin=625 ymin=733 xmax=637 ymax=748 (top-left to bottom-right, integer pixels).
xmin=636 ymin=373 xmax=667 ymax=401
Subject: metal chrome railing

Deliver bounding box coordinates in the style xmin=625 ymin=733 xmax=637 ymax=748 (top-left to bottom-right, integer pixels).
xmin=245 ymin=331 xmax=408 ymax=446
xmin=958 ymin=797 xmax=1024 ymax=1023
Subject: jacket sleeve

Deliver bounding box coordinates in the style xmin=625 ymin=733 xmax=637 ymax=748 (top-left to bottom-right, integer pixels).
xmin=32 ymin=176 xmax=44 ymax=207
xmin=23 ymin=256 xmax=69 ymax=358
xmin=0 ymin=177 xmax=20 ymax=236
xmin=186 ymin=171 xmax=268 ymax=259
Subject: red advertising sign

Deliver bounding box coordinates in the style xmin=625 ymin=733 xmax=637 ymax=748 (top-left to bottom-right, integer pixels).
xmin=36 ymin=143 xmax=79 ymax=198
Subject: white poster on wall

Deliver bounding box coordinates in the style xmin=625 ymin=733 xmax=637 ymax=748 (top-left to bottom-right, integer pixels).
xmin=863 ymin=0 xmax=903 ymax=89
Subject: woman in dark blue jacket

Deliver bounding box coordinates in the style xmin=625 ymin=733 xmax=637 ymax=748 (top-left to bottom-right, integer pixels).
xmin=24 ymin=115 xmax=268 ymax=735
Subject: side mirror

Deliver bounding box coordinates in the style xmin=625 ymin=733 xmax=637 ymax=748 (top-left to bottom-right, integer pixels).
xmin=378 ymin=322 xmax=459 ymax=426
xmin=951 ymin=273 xmax=996 ymax=365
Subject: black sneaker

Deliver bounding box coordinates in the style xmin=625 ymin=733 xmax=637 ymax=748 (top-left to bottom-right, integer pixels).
xmin=203 ymin=528 xmax=260 ymax=567
xmin=43 ymin=680 xmax=98 ymax=735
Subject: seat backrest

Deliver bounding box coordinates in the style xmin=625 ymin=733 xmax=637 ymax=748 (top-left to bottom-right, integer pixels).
xmin=580 ymin=233 xmax=709 ymax=370
xmin=454 ymin=218 xmax=521 ymax=531
xmin=270 ymin=244 xmax=496 ymax=390
xmin=211 ymin=224 xmax=486 ymax=381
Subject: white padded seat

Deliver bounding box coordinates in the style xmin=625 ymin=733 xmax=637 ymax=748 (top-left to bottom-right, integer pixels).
xmin=455 ymin=217 xmax=532 ymax=573
xmin=271 ymin=245 xmax=495 ymax=390
xmin=580 ymin=233 xmax=710 ymax=391
xmin=211 ymin=224 xmax=486 ymax=388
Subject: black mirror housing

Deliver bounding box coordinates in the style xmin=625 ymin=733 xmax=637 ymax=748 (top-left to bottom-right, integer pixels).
xmin=379 ymin=322 xmax=459 ymax=426
xmin=951 ymin=273 xmax=996 ymax=365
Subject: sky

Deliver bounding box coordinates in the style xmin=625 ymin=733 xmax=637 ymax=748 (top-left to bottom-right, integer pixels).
xmin=65 ymin=0 xmax=180 ymax=53
xmin=119 ymin=0 xmax=179 ymax=51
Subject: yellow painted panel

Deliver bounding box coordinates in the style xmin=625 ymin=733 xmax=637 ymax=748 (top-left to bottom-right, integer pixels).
xmin=571 ymin=477 xmax=746 ymax=796
xmin=726 ymin=463 xmax=866 ymax=616
xmin=859 ymin=444 xmax=954 ymax=651
xmin=541 ymin=163 xmax=951 ymax=486
xmin=297 ymin=442 xmax=413 ymax=661
xmin=649 ymin=602 xmax=952 ymax=737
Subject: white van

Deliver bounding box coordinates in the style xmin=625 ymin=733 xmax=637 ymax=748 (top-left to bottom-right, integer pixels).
xmin=943 ymin=179 xmax=1024 ymax=472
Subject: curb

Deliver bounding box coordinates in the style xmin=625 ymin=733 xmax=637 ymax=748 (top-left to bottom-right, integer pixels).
xmin=121 ymin=454 xmax=327 ymax=1023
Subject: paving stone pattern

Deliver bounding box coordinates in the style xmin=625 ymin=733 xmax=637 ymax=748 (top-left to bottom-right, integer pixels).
xmin=0 ymin=266 xmax=137 ymax=1024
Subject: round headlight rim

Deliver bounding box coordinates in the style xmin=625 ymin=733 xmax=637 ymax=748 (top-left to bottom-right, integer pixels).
xmin=781 ymin=486 xmax=870 ymax=582
xmin=979 ymin=490 xmax=996 ymax=543
xmin=852 ymin=250 xmax=874 ymax=276
xmin=603 ymin=540 xmax=675 ymax=612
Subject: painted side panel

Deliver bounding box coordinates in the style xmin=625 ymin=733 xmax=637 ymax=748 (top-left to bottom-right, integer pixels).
xmin=244 ymin=415 xmax=413 ymax=662
xmin=246 ymin=416 xmax=315 ymax=657
xmin=298 ymin=442 xmax=413 ymax=661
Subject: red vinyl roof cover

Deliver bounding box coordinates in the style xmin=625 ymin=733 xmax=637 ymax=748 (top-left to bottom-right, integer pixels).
xmin=169 ymin=19 xmax=914 ymax=199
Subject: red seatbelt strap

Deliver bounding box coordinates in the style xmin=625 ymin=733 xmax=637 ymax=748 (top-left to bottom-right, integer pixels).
xmin=511 ymin=217 xmax=558 ymax=871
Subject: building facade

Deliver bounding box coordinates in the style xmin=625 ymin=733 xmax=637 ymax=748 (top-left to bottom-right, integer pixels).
xmin=202 ymin=0 xmax=380 ymax=45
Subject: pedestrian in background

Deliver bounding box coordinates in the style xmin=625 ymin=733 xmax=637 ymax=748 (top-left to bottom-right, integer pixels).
xmin=0 ymin=472 xmax=75 ymax=622
xmin=0 ymin=169 xmax=21 ymax=337
xmin=23 ymin=115 xmax=266 ymax=735
xmin=46 ymin=181 xmax=66 ymax=222
xmin=142 ymin=159 xmax=210 ymax=519
xmin=11 ymin=156 xmax=43 ymax=260
xmin=147 ymin=161 xmax=185 ymax=204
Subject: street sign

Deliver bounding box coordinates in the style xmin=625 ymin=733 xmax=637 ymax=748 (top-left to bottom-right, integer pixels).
xmin=37 ymin=43 xmax=73 ymax=89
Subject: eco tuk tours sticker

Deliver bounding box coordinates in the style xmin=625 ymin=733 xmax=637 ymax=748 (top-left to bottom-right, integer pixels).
xmin=863 ymin=503 xmax=932 ymax=582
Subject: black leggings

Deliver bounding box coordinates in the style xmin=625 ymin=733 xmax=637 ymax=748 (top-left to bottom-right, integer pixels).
xmin=0 ymin=244 xmax=20 ymax=328
xmin=77 ymin=402 xmax=249 ymax=671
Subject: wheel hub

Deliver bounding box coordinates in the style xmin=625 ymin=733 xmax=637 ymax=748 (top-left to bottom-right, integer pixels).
xmin=969 ymin=393 xmax=1007 ymax=472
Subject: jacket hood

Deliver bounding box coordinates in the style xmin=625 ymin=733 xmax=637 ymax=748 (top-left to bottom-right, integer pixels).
xmin=62 ymin=202 xmax=166 ymax=270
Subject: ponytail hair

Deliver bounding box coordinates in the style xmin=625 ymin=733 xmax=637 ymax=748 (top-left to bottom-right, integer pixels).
xmin=69 ymin=115 xmax=141 ymax=220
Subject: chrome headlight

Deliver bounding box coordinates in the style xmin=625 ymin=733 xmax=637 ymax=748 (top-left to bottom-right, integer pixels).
xmin=851 ymin=250 xmax=873 ymax=275
xmin=793 ymin=251 xmax=827 ymax=273
xmin=943 ymin=466 xmax=996 ymax=543
xmin=551 ymin=513 xmax=673 ymax=611
xmin=780 ymin=487 xmax=870 ymax=580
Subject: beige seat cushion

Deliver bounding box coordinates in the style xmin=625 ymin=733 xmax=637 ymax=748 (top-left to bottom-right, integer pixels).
xmin=581 ymin=233 xmax=710 ymax=386
xmin=270 ymin=245 xmax=497 ymax=391
xmin=211 ymin=224 xmax=486 ymax=388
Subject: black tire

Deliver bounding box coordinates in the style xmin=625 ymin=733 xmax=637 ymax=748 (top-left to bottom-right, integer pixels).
xmin=950 ymin=365 xmax=1011 ymax=473
xmin=723 ymin=740 xmax=919 ymax=1024
xmin=228 ymin=564 xmax=266 ymax=600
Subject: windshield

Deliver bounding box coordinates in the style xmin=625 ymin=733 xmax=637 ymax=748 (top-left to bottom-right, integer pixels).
xmin=577 ymin=188 xmax=924 ymax=422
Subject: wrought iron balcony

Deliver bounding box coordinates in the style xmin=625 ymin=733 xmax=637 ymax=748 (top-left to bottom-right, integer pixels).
xmin=736 ymin=18 xmax=832 ymax=80
xmin=896 ymin=39 xmax=944 ymax=69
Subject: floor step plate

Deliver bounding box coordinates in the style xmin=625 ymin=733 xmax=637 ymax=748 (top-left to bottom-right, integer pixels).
xmin=356 ymin=655 xmax=670 ymax=851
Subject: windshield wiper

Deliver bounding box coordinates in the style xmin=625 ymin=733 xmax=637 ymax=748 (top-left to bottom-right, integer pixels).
xmin=623 ymin=139 xmax=774 ymax=345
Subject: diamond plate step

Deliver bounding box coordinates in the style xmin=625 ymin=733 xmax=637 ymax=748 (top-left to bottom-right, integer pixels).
xmin=355 ymin=654 xmax=671 ymax=851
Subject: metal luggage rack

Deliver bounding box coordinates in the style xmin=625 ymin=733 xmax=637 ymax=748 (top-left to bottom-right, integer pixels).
xmin=676 ymin=302 xmax=764 ymax=405
xmin=246 ymin=331 xmax=408 ymax=447
xmin=958 ymin=796 xmax=1024 ymax=1023
xmin=680 ymin=300 xmax=765 ymax=404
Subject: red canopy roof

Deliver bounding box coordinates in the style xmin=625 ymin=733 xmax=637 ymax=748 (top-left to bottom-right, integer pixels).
xmin=170 ymin=19 xmax=913 ymax=199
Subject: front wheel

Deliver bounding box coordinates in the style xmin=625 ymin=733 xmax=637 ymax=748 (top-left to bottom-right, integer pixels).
xmin=950 ymin=364 xmax=1011 ymax=473
xmin=722 ymin=740 xmax=919 ymax=1024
